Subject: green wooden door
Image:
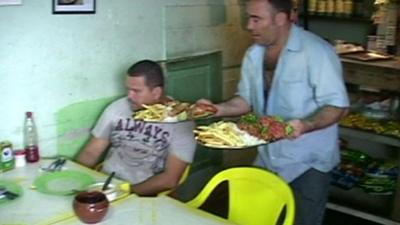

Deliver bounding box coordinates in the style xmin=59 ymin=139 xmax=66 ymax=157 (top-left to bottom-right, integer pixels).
xmin=166 ymin=52 xmax=223 ymax=174
xmin=166 ymin=52 xmax=222 ymax=103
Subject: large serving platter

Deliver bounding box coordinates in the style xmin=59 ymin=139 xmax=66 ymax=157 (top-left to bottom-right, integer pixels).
xmin=194 ymin=114 xmax=293 ymax=150
xmin=197 ymin=140 xmax=267 ymax=150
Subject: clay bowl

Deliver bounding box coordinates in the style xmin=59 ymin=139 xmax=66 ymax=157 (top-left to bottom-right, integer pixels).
xmin=73 ymin=191 xmax=109 ymax=224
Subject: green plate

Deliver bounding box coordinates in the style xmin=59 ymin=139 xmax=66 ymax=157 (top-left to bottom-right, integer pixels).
xmin=0 ymin=179 xmax=23 ymax=204
xmin=33 ymin=170 xmax=95 ymax=195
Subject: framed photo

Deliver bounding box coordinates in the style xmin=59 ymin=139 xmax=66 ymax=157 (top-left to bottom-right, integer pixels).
xmin=53 ymin=0 xmax=95 ymax=14
xmin=0 ymin=0 xmax=22 ymax=6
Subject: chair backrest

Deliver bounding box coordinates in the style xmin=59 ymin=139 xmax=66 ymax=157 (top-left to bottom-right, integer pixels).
xmin=186 ymin=167 xmax=295 ymax=225
xmin=159 ymin=164 xmax=191 ymax=196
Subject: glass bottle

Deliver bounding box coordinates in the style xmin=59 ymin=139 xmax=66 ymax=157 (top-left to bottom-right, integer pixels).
xmin=353 ymin=0 xmax=363 ymax=17
xmin=335 ymin=0 xmax=344 ymax=17
xmin=343 ymin=0 xmax=354 ymax=17
xmin=390 ymin=96 xmax=400 ymax=119
xmin=317 ymin=0 xmax=327 ymax=16
xmin=326 ymin=0 xmax=335 ymax=16
xmin=24 ymin=111 xmax=40 ymax=163
xmin=308 ymin=0 xmax=318 ymax=15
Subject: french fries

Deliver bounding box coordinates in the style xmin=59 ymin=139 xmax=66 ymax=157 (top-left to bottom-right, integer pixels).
xmin=133 ymin=101 xmax=191 ymax=122
xmin=134 ymin=104 xmax=169 ymax=121
xmin=194 ymin=121 xmax=266 ymax=148
xmin=133 ymin=100 xmax=217 ymax=122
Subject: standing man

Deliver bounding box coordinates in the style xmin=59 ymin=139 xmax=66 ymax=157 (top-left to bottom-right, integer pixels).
xmin=200 ymin=0 xmax=349 ymax=224
xmin=77 ymin=60 xmax=197 ymax=196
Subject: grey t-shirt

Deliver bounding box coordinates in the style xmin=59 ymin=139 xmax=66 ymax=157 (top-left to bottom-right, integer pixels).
xmin=92 ymin=97 xmax=197 ymax=184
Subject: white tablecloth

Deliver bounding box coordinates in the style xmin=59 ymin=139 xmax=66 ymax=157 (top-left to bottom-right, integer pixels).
xmin=57 ymin=195 xmax=236 ymax=225
xmin=0 ymin=159 xmax=128 ymax=225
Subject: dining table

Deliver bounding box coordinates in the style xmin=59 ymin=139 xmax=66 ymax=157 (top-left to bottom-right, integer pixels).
xmin=0 ymin=158 xmax=236 ymax=225
xmin=56 ymin=194 xmax=236 ymax=225
xmin=0 ymin=158 xmax=130 ymax=225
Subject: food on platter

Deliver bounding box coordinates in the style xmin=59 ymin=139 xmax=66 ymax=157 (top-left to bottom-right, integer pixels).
xmin=187 ymin=103 xmax=217 ymax=119
xmin=194 ymin=113 xmax=293 ymax=149
xmin=194 ymin=121 xmax=267 ymax=149
xmin=335 ymin=43 xmax=364 ymax=54
xmin=341 ymin=51 xmax=393 ymax=61
xmin=237 ymin=113 xmax=293 ymax=141
xmin=133 ymin=100 xmax=217 ymax=122
xmin=133 ymin=101 xmax=189 ymax=122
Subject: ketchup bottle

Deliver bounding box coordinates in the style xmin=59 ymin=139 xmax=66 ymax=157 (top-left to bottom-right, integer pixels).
xmin=23 ymin=112 xmax=40 ymax=163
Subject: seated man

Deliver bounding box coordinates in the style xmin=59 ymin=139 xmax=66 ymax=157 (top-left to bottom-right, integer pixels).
xmin=76 ymin=60 xmax=197 ymax=196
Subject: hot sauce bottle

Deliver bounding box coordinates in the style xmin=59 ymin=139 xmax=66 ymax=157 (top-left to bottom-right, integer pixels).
xmin=24 ymin=111 xmax=40 ymax=163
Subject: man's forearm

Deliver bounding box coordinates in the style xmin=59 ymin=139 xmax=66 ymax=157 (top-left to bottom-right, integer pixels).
xmin=130 ymin=173 xmax=179 ymax=196
xmin=216 ymin=96 xmax=252 ymax=117
xmin=288 ymin=106 xmax=348 ymax=138
xmin=302 ymin=106 xmax=349 ymax=133
xmin=76 ymin=151 xmax=99 ymax=168
xmin=76 ymin=137 xmax=109 ymax=168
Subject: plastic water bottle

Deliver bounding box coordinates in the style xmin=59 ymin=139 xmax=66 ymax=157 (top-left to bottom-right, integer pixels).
xmin=24 ymin=112 xmax=40 ymax=163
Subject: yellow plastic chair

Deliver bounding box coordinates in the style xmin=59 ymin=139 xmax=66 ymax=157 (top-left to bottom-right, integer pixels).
xmin=186 ymin=167 xmax=295 ymax=225
xmin=160 ymin=164 xmax=191 ymax=196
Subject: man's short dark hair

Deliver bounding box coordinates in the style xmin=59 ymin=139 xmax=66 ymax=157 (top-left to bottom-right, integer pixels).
xmin=267 ymin=0 xmax=293 ymax=16
xmin=126 ymin=60 xmax=164 ymax=88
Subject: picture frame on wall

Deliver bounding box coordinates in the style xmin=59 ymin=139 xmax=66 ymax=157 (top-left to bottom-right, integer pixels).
xmin=0 ymin=0 xmax=22 ymax=6
xmin=53 ymin=0 xmax=95 ymax=14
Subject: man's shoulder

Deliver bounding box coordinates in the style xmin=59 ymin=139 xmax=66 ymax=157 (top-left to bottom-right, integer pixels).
xmin=246 ymin=44 xmax=264 ymax=54
xmin=103 ymin=97 xmax=131 ymax=114
xmin=109 ymin=97 xmax=129 ymax=107
xmin=292 ymin=26 xmax=338 ymax=61
xmin=244 ymin=44 xmax=265 ymax=61
xmin=298 ymin=27 xmax=334 ymax=51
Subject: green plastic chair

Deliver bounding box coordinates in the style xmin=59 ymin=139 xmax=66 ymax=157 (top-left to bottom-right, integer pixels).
xmin=186 ymin=167 xmax=295 ymax=225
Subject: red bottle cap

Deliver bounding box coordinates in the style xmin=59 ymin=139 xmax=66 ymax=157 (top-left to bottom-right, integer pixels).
xmin=26 ymin=111 xmax=33 ymax=117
